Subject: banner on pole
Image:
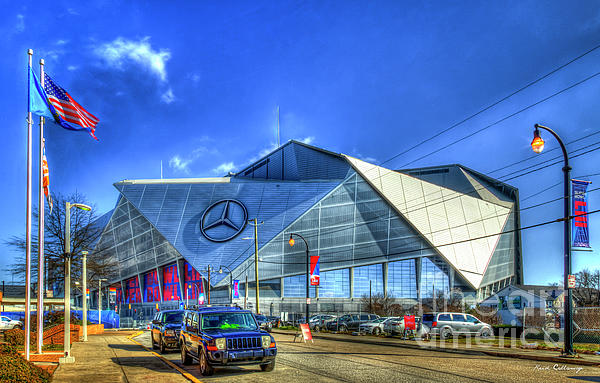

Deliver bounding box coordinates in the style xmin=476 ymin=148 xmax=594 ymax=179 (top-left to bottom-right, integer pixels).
xmin=310 ymin=256 xmax=320 ymax=286
xmin=233 ymin=280 xmax=239 ymax=299
xmin=572 ymin=179 xmax=592 ymax=249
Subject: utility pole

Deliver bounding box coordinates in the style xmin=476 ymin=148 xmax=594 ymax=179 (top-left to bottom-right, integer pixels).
xmin=82 ymin=251 xmax=87 ymax=342
xmin=207 ymin=268 xmax=211 ymax=305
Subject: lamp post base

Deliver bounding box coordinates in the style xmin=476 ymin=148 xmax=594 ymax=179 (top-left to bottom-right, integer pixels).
xmin=59 ymin=356 xmax=75 ymax=364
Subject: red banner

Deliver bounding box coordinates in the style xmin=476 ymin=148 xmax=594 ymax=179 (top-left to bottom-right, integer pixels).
xmin=404 ymin=315 xmax=416 ymax=330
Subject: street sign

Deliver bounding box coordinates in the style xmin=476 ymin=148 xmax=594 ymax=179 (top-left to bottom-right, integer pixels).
xmin=568 ymin=274 xmax=576 ymax=288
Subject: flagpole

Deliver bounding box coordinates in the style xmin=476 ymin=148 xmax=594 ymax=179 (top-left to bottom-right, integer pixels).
xmin=25 ymin=49 xmax=33 ymax=360
xmin=37 ymin=58 xmax=45 ymax=355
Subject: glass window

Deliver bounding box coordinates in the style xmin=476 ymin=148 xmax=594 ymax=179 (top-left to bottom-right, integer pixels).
xmin=420 ymin=257 xmax=450 ymax=298
xmin=353 ymin=264 xmax=383 ymax=298
xmin=283 ymin=275 xmax=316 ymax=298
xmin=318 ymin=269 xmax=350 ymax=298
xmin=200 ymin=312 xmax=258 ymax=331
xmin=465 ymin=315 xmax=478 ymax=323
xmin=192 ymin=313 xmax=198 ymax=330
xmin=438 ymin=314 xmax=451 ymax=321
xmin=388 ymin=260 xmax=417 ymax=298
xmin=452 ymin=314 xmax=466 ymax=322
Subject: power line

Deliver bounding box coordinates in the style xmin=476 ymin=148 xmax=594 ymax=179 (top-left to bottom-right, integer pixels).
xmin=379 ymin=42 xmax=600 ymax=168
xmin=398 ymin=70 xmax=600 ymax=168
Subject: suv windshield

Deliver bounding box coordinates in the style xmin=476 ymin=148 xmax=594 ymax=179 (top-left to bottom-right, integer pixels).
xmin=201 ymin=312 xmax=258 ymax=331
xmin=164 ymin=312 xmax=184 ymax=324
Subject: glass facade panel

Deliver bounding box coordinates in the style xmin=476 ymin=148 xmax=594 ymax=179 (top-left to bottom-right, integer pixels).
xmin=388 ymin=259 xmax=417 ymax=298
xmin=420 ymin=257 xmax=450 ymax=298
xmin=353 ymin=264 xmax=383 ymax=298
xmin=318 ymin=269 xmax=350 ymax=298
xmin=283 ymin=275 xmax=316 ymax=298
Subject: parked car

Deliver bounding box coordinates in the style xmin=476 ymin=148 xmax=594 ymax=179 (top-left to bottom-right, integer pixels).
xmin=360 ymin=317 xmax=399 ymax=335
xmin=0 ymin=316 xmax=22 ymax=331
xmin=254 ymin=314 xmax=273 ymax=332
xmin=309 ymin=314 xmax=337 ymax=332
xmin=150 ymin=310 xmax=185 ymax=353
xmin=179 ymin=306 xmax=277 ymax=376
xmin=383 ymin=316 xmax=422 ymax=336
xmin=422 ymin=312 xmax=493 ymax=339
xmin=266 ymin=316 xmax=281 ymax=328
xmin=326 ymin=313 xmax=379 ymax=332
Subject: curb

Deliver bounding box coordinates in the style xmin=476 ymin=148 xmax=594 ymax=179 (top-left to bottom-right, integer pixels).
xmin=271 ymin=330 xmax=600 ymax=367
xmin=127 ymin=331 xmax=204 ymax=383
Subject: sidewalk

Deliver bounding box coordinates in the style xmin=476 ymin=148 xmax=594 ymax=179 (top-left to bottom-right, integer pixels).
xmin=52 ymin=332 xmax=190 ymax=383
xmin=272 ymin=329 xmax=600 ymax=367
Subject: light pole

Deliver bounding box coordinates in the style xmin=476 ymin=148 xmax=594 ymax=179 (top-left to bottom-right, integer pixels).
xmin=288 ymin=233 xmax=310 ymax=324
xmin=219 ymin=265 xmax=233 ymax=305
xmin=531 ymin=123 xmax=574 ymax=356
xmin=98 ymin=278 xmax=107 ymax=327
xmin=186 ymin=283 xmax=200 ymax=307
xmin=60 ymin=202 xmax=91 ymax=364
xmin=82 ymin=251 xmax=88 ymax=342
xmin=246 ymin=219 xmax=263 ymax=313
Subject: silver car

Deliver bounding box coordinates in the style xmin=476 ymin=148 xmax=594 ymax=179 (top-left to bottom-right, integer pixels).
xmin=424 ymin=312 xmax=492 ymax=339
xmin=360 ymin=317 xmax=399 ymax=335
xmin=0 ymin=316 xmax=23 ymax=330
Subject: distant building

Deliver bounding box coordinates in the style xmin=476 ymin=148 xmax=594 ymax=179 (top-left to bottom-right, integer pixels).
xmin=91 ymin=140 xmax=522 ymax=318
xmin=479 ymin=284 xmax=563 ymax=325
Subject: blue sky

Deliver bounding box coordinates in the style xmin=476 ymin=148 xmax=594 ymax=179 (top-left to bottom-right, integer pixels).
xmin=1 ymin=1 xmax=600 ymax=286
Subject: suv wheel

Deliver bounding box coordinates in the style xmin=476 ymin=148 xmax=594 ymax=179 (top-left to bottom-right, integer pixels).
xmin=180 ymin=342 xmax=192 ymax=365
xmin=440 ymin=328 xmax=452 ymax=340
xmin=12 ymin=324 xmax=22 ymax=330
xmin=159 ymin=336 xmax=166 ymax=353
xmin=373 ymin=327 xmax=381 ymax=336
xmin=199 ymin=349 xmax=215 ymax=376
xmin=339 ymin=325 xmax=348 ymax=333
xmin=151 ymin=334 xmax=158 ymax=350
xmin=260 ymin=360 xmax=275 ymax=372
xmin=480 ymin=328 xmax=492 ymax=338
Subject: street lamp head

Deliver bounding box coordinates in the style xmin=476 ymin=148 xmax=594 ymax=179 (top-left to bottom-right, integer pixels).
xmin=288 ymin=235 xmax=295 ymax=247
xmin=72 ymin=203 xmax=92 ymax=212
xmin=531 ymin=125 xmax=545 ymax=154
xmin=218 ymin=267 xmax=223 ymax=274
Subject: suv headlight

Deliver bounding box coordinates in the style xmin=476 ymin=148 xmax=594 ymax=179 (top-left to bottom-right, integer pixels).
xmin=165 ymin=329 xmax=175 ymax=336
xmin=215 ymin=337 xmax=226 ymax=350
xmin=261 ymin=335 xmax=271 ymax=349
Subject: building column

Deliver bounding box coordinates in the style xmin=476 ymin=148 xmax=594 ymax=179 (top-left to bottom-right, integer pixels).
xmin=156 ymin=267 xmax=164 ymax=303
xmin=449 ymin=268 xmax=455 ymax=291
xmin=137 ymin=274 xmax=144 ymax=303
xmin=177 ymin=259 xmax=186 ymax=302
xmin=349 ymin=267 xmax=354 ymax=299
xmin=415 ymin=258 xmax=421 ymax=301
xmin=383 ymin=263 xmax=389 ymax=298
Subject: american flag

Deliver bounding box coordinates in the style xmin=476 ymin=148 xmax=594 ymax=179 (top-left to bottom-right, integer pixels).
xmin=42 ymin=143 xmax=53 ymax=214
xmin=43 ymin=73 xmax=99 ymax=140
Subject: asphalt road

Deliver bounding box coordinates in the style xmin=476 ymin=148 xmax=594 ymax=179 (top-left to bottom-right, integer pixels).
xmin=137 ymin=331 xmax=600 ymax=382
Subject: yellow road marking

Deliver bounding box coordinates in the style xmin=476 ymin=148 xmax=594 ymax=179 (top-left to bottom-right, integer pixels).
xmin=127 ymin=331 xmax=203 ymax=383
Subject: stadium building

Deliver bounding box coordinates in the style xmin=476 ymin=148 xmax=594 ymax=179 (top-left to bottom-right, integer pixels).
xmin=93 ymin=141 xmax=522 ymax=318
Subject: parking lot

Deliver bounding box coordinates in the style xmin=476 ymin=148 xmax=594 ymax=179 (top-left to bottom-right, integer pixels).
xmin=134 ymin=330 xmax=599 ymax=382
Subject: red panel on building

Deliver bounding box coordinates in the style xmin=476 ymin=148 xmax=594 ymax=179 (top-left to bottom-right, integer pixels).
xmin=144 ymin=270 xmax=160 ymax=302
xmin=125 ymin=277 xmax=141 ymax=303
xmin=183 ymin=261 xmax=203 ymax=300
xmin=163 ymin=264 xmax=181 ymax=301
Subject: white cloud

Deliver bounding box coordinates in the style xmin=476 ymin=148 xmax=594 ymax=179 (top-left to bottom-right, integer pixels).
xmin=67 ymin=65 xmax=78 ymax=71
xmin=15 ymin=14 xmax=24 ymax=33
xmin=168 ymin=145 xmax=218 ymax=174
xmin=188 ymin=72 xmax=201 ymax=83
xmin=56 ymin=39 xmax=68 ymax=46
xmin=94 ymin=37 xmax=171 ymax=82
xmin=169 ymin=155 xmax=192 ymax=173
xmin=161 ymin=88 xmax=175 ymax=104
xmin=298 ymin=136 xmax=315 ymax=145
xmin=212 ymin=162 xmax=236 ymax=175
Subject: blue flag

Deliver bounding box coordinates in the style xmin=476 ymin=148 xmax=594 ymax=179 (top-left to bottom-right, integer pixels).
xmin=28 ymin=67 xmax=53 ymax=119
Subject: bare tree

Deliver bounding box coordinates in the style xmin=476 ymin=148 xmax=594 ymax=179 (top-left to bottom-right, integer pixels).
xmin=360 ymin=292 xmax=395 ymax=316
xmin=4 ymin=192 xmax=117 ymax=293
xmin=573 ymin=269 xmax=600 ymax=307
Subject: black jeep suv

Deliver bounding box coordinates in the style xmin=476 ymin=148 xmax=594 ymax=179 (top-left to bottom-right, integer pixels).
xmin=179 ymin=306 xmax=277 ymax=376
xmin=150 ymin=309 xmax=185 ymax=353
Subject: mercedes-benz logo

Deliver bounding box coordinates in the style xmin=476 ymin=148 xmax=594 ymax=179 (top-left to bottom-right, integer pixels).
xmin=200 ymin=199 xmax=248 ymax=242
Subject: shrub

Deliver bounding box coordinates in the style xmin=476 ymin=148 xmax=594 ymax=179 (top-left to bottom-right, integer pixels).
xmin=0 ymin=343 xmax=51 ymax=383
xmin=3 ymin=329 xmax=34 ymax=347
